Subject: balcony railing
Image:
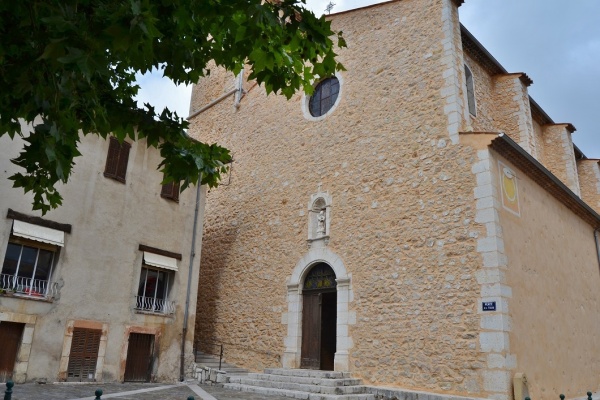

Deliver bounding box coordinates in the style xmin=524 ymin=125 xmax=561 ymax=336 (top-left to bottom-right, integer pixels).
xmin=0 ymin=274 xmax=58 ymax=300
xmin=134 ymin=295 xmax=175 ymax=315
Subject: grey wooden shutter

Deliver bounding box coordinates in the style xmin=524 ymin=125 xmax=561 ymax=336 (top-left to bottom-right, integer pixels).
xmin=67 ymin=328 xmax=101 ymax=381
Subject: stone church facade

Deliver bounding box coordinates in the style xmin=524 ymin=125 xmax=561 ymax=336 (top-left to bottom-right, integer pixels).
xmin=188 ymin=1 xmax=600 ymax=399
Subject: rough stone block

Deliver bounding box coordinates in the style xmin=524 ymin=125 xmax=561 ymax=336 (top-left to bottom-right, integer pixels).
xmin=479 ymin=332 xmax=509 ymax=353
xmin=483 ymin=370 xmax=511 ymax=393
xmin=480 ymin=283 xmax=512 ymax=298
xmin=480 ymin=314 xmax=511 ymax=332
xmin=487 ymin=353 xmax=517 ymax=369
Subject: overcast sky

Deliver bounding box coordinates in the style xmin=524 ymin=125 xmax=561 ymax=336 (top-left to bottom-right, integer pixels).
xmin=135 ymin=0 xmax=599 ymax=158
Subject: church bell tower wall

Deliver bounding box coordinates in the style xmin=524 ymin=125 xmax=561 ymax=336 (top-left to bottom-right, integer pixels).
xmin=190 ymin=0 xmax=497 ymax=397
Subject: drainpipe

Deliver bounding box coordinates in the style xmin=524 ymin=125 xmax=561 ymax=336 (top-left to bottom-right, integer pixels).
xmin=595 ymin=228 xmax=600 ymax=273
xmin=187 ymin=89 xmax=237 ymax=121
xmin=180 ymin=183 xmax=202 ymax=381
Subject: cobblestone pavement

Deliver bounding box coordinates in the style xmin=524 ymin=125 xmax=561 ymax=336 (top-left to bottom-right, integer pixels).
xmin=200 ymin=383 xmax=291 ymax=400
xmin=7 ymin=381 xmax=291 ymax=400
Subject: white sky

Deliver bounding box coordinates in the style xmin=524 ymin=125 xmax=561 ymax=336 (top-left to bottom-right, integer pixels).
xmin=135 ymin=0 xmax=599 ymax=158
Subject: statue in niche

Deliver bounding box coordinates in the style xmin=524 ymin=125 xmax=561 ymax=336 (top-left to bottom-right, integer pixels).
xmin=317 ymin=209 xmax=326 ymax=236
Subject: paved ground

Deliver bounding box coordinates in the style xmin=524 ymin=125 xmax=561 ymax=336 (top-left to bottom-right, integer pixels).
xmin=5 ymin=381 xmax=290 ymax=400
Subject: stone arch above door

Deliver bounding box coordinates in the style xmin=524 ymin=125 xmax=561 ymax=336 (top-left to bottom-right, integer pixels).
xmin=282 ymin=247 xmax=354 ymax=371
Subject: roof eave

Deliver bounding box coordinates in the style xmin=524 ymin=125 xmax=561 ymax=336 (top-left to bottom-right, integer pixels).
xmin=490 ymin=133 xmax=600 ymax=229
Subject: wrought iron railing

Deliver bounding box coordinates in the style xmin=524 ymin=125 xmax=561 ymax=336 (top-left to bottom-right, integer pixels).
xmin=134 ymin=295 xmax=176 ymax=315
xmin=194 ymin=340 xmax=224 ymax=370
xmin=0 ymin=274 xmax=58 ymax=299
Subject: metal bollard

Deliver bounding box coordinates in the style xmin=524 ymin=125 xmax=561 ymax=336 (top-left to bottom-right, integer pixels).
xmin=187 ymin=397 xmax=195 ymax=400
xmin=587 ymin=392 xmax=593 ymax=400
xmin=560 ymin=395 xmax=565 ymax=400
xmin=4 ymin=381 xmax=14 ymax=400
xmin=525 ymin=397 xmax=530 ymax=400
xmin=94 ymin=389 xmax=103 ymax=399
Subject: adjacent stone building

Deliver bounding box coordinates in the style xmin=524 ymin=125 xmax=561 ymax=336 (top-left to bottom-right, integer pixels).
xmin=189 ymin=0 xmax=600 ymax=399
xmin=0 ymin=128 xmax=204 ymax=383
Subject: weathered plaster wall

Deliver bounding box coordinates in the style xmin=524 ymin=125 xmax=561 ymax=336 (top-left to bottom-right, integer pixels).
xmin=0 ymin=131 xmax=204 ymax=382
xmin=495 ymin=153 xmax=600 ymax=399
xmin=190 ymin=0 xmax=498 ymax=397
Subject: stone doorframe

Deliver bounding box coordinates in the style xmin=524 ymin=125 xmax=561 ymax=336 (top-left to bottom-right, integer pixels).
xmin=58 ymin=319 xmax=109 ymax=382
xmin=0 ymin=311 xmax=36 ymax=383
xmin=282 ymin=247 xmax=354 ymax=371
xmin=119 ymin=325 xmax=161 ymax=382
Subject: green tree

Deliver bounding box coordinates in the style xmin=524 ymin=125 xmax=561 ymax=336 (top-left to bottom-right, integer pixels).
xmin=0 ymin=0 xmax=345 ymax=214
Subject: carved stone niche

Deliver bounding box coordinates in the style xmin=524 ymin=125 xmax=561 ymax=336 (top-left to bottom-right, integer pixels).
xmin=307 ymin=189 xmax=332 ymax=246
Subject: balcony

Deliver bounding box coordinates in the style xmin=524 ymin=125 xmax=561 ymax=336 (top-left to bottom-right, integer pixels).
xmin=134 ymin=295 xmax=175 ymax=315
xmin=0 ymin=274 xmax=58 ymax=300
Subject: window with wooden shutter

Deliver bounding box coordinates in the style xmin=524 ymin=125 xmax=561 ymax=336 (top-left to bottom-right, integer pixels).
xmin=103 ymin=137 xmax=131 ymax=183
xmin=67 ymin=328 xmax=101 ymax=381
xmin=160 ymin=181 xmax=179 ymax=202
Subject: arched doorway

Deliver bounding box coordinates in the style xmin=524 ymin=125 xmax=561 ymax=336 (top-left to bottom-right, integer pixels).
xmin=300 ymin=263 xmax=337 ymax=370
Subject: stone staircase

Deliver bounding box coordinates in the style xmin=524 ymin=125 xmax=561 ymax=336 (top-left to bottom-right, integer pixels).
xmin=194 ymin=351 xmax=250 ymax=375
xmin=223 ymin=368 xmax=375 ymax=400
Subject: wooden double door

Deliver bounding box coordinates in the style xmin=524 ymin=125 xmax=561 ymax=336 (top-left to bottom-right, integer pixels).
xmin=300 ymin=290 xmax=337 ymax=370
xmin=0 ymin=322 xmax=25 ymax=382
xmin=67 ymin=328 xmax=102 ymax=381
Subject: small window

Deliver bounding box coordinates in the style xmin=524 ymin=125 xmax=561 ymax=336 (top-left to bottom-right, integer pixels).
xmin=104 ymin=136 xmax=131 ymax=183
xmin=135 ymin=266 xmax=174 ymax=314
xmin=309 ymin=77 xmax=340 ymax=117
xmin=465 ymin=64 xmax=476 ymax=116
xmin=161 ymin=181 xmax=179 ymax=203
xmin=1 ymin=237 xmax=57 ymax=298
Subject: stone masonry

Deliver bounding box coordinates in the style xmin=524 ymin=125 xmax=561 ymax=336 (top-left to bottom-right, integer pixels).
xmin=189 ymin=0 xmax=600 ymax=399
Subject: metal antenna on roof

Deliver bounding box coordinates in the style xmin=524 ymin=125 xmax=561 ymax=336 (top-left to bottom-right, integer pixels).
xmin=325 ymin=2 xmax=335 ymax=14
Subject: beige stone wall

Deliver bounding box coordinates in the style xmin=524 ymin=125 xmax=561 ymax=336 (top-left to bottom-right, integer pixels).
xmin=0 ymin=131 xmax=204 ymax=382
xmin=494 ymin=153 xmax=600 ymax=399
xmin=190 ymin=0 xmax=498 ymax=396
xmin=532 ymin=120 xmax=545 ymax=166
xmin=491 ymin=74 xmax=537 ymax=158
xmin=542 ymin=124 xmax=581 ymax=196
xmin=463 ymin=54 xmax=495 ymax=133
xmin=577 ymin=159 xmax=600 ymax=213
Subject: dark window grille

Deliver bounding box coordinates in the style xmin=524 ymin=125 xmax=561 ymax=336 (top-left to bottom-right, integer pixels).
xmin=136 ymin=266 xmax=171 ymax=313
xmin=1 ymin=239 xmax=56 ymax=296
xmin=104 ymin=136 xmax=131 ymax=183
xmin=304 ymin=263 xmax=337 ymax=291
xmin=309 ymin=77 xmax=340 ymax=117
xmin=160 ymin=181 xmax=179 ymax=202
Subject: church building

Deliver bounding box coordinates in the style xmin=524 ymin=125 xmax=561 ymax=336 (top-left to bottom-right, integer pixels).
xmin=188 ymin=0 xmax=600 ymax=399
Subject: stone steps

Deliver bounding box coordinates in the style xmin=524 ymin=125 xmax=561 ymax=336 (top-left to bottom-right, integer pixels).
xmin=222 ymin=368 xmax=374 ymax=400
xmin=229 ymin=376 xmax=367 ymax=395
xmin=244 ymin=372 xmax=362 ymax=386
xmin=194 ymin=351 xmax=249 ymax=375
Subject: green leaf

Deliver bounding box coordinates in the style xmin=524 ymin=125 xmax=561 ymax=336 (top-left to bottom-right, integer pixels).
xmin=1 ymin=0 xmax=344 ymax=214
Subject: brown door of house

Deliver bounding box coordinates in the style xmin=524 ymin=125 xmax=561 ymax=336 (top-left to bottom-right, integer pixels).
xmin=320 ymin=291 xmax=337 ymax=371
xmin=300 ymin=292 xmax=321 ymax=369
xmin=124 ymin=333 xmax=154 ymax=382
xmin=300 ymin=262 xmax=338 ymax=370
xmin=67 ymin=328 xmax=101 ymax=381
xmin=0 ymin=322 xmax=25 ymax=382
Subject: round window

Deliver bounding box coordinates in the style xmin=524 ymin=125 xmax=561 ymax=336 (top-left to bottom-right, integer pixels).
xmin=309 ymin=77 xmax=340 ymax=117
